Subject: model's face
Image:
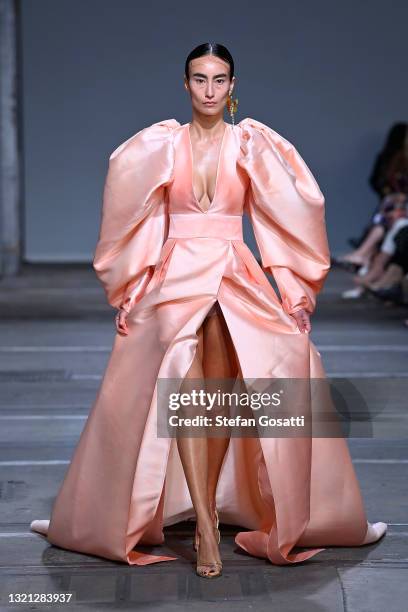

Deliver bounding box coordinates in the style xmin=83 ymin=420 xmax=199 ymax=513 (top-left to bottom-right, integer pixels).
xmin=184 ymin=55 xmax=235 ymax=117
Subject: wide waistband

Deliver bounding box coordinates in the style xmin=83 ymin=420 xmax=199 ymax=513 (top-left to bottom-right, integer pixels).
xmin=168 ymin=213 xmax=243 ymax=240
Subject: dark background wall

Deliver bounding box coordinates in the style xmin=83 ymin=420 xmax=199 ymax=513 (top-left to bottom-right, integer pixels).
xmin=20 ymin=0 xmax=408 ymax=261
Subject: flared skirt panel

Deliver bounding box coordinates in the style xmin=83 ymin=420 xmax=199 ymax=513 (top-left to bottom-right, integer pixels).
xmin=46 ymin=238 xmax=368 ymax=566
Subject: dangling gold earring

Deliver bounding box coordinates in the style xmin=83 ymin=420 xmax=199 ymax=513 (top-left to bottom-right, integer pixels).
xmin=226 ymin=90 xmax=238 ymax=126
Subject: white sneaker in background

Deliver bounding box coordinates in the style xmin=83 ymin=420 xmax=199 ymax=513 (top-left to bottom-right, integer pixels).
xmin=357 ymin=264 xmax=369 ymax=276
xmin=341 ymin=287 xmax=365 ymax=299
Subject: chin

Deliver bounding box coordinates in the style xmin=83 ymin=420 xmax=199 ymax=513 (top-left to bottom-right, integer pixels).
xmin=201 ymin=106 xmax=219 ymax=115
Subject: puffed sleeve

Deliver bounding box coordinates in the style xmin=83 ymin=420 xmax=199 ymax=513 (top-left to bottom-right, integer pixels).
xmin=92 ymin=118 xmax=180 ymax=311
xmin=237 ymin=117 xmax=331 ymax=315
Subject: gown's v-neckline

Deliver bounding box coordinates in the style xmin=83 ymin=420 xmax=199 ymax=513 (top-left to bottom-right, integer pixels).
xmin=186 ymin=122 xmax=229 ymax=214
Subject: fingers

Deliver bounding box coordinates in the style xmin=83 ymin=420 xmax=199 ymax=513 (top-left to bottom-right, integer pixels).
xmin=291 ymin=309 xmax=311 ymax=334
xmin=299 ymin=313 xmax=311 ymax=334
xmin=115 ymin=310 xmax=129 ymax=335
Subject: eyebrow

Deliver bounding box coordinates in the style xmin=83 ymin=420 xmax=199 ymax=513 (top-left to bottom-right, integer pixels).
xmin=191 ymin=72 xmax=228 ymax=79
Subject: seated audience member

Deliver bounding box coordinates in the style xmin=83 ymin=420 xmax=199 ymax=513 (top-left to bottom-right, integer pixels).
xmin=342 ymin=197 xmax=408 ymax=304
xmin=337 ymin=122 xmax=408 ymax=266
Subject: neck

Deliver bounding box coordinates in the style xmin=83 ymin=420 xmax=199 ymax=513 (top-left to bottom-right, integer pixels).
xmin=189 ymin=112 xmax=227 ymax=139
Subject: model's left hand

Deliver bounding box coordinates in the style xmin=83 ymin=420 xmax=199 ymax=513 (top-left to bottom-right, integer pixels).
xmin=290 ymin=308 xmax=311 ymax=334
xmin=115 ymin=308 xmax=129 ymax=335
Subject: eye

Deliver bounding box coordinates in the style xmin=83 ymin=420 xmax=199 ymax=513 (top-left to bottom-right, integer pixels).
xmin=216 ymin=79 xmax=225 ymax=84
xmin=195 ymin=78 xmax=205 ymax=84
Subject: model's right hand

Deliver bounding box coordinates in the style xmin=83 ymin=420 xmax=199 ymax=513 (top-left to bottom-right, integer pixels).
xmin=290 ymin=308 xmax=311 ymax=334
xmin=115 ymin=308 xmax=129 ymax=335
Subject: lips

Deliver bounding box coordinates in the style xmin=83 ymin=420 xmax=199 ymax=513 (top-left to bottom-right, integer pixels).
xmin=204 ymin=102 xmax=216 ymax=106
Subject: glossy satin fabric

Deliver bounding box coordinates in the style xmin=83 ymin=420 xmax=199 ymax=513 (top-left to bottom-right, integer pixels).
xmin=36 ymin=118 xmax=369 ymax=566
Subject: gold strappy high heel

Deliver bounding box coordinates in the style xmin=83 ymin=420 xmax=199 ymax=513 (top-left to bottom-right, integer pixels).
xmin=195 ymin=525 xmax=223 ymax=578
xmin=193 ymin=507 xmax=219 ymax=551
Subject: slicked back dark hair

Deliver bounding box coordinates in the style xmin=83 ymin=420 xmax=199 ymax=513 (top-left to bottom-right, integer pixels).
xmin=184 ymin=43 xmax=234 ymax=80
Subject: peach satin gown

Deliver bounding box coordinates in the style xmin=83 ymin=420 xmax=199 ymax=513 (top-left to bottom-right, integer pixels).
xmin=31 ymin=117 xmax=370 ymax=566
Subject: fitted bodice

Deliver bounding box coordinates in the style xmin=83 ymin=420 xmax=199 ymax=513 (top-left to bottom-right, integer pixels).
xmin=167 ymin=123 xmax=250 ymax=216
xmin=93 ymin=116 xmax=330 ymax=317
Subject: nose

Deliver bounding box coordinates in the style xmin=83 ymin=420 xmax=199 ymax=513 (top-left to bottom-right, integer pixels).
xmin=205 ymin=83 xmax=215 ymax=98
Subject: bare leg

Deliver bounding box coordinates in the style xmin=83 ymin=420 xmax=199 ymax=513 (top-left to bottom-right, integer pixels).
xmin=202 ymin=304 xmax=238 ymax=512
xmin=354 ymin=251 xmax=391 ymax=286
xmin=340 ymin=225 xmax=385 ymax=265
xmin=176 ymin=324 xmax=221 ymax=574
xmin=368 ymin=263 xmax=404 ymax=290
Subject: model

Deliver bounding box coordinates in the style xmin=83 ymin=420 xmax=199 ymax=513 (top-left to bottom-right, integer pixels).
xmin=31 ymin=43 xmax=387 ymax=579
